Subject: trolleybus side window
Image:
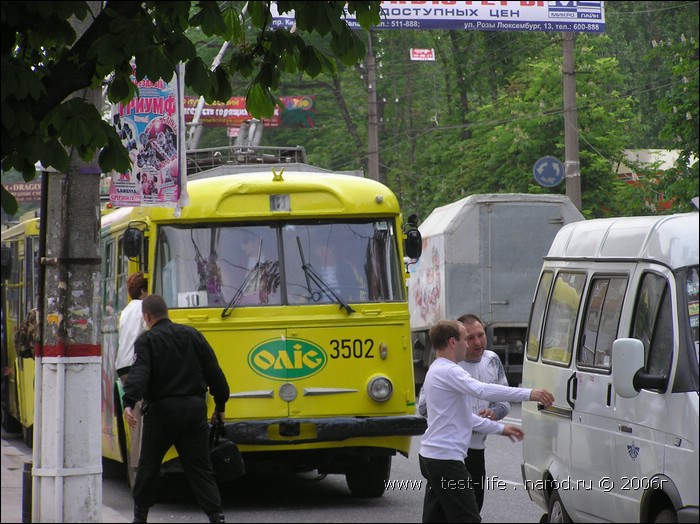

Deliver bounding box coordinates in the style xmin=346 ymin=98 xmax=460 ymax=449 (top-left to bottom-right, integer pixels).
xmin=8 ymin=242 xmax=20 ymax=320
xmin=24 ymin=237 xmax=39 ymax=312
xmin=103 ymin=240 xmax=117 ymax=322
xmin=116 ymin=236 xmax=128 ymax=313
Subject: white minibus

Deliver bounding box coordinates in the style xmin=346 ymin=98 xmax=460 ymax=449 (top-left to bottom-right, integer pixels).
xmin=521 ymin=212 xmax=699 ymax=523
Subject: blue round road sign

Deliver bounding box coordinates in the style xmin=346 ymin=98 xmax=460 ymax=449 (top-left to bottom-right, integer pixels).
xmin=533 ymin=156 xmax=565 ymax=187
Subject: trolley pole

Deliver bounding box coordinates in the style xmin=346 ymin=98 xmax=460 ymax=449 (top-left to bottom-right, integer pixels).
xmin=32 ymin=4 xmax=103 ymax=521
xmin=367 ymin=31 xmax=381 ymax=183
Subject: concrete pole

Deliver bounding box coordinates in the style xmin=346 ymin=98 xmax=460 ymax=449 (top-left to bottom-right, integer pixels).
xmin=32 ymin=4 xmax=103 ymax=522
xmin=562 ymin=32 xmax=582 ymax=210
xmin=367 ymin=31 xmax=380 ymax=182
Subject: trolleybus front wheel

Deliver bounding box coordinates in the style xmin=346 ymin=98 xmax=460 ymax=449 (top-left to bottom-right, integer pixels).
xmin=345 ymin=455 xmax=391 ymax=498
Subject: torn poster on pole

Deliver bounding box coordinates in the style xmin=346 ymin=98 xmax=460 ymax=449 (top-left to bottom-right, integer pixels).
xmin=109 ymin=63 xmax=187 ymax=209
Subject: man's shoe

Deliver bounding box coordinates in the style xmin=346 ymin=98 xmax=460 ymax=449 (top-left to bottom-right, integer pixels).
xmin=133 ymin=505 xmax=149 ymax=523
xmin=208 ymin=512 xmax=226 ymax=523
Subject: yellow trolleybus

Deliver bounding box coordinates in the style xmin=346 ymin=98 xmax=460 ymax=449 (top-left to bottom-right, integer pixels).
xmin=2 ymin=145 xmax=426 ymax=497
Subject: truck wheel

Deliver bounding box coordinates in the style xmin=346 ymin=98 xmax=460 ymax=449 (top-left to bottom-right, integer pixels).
xmin=653 ymin=508 xmax=677 ymax=523
xmin=547 ymin=490 xmax=571 ymax=523
xmin=345 ymin=456 xmax=391 ymax=498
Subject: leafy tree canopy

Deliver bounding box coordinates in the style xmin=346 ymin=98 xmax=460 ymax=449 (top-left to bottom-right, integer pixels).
xmin=0 ymin=1 xmax=381 ymax=214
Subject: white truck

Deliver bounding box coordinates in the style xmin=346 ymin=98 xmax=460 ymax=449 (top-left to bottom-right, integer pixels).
xmin=408 ymin=193 xmax=584 ymax=389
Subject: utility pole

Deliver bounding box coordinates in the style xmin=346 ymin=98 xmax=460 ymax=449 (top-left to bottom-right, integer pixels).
xmin=33 ymin=3 xmax=103 ymax=521
xmin=562 ymin=32 xmax=582 ymax=209
xmin=366 ymin=31 xmax=380 ymax=182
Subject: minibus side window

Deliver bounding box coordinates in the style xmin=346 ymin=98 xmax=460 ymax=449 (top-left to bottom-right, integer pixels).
xmin=527 ymin=271 xmax=554 ymax=360
xmin=632 ymin=273 xmax=673 ymax=384
xmin=578 ymin=276 xmax=627 ymax=370
xmin=541 ymin=272 xmax=586 ymax=365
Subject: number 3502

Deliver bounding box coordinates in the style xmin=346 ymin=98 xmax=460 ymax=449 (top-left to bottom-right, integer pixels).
xmin=329 ymin=339 xmax=375 ymax=359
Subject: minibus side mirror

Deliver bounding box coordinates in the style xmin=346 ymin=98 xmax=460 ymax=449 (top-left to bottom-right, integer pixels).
xmin=123 ymin=228 xmax=143 ymax=259
xmin=612 ymin=338 xmax=668 ymax=397
xmin=612 ymin=338 xmax=644 ymax=398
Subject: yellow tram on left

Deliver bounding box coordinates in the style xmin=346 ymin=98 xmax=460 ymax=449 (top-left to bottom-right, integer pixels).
xmin=1 ymin=212 xmax=40 ymax=445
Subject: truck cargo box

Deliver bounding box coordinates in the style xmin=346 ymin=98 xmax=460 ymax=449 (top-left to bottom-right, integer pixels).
xmin=408 ymin=193 xmax=584 ymax=388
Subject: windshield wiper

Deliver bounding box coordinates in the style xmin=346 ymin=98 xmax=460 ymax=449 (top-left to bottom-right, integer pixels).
xmin=221 ymin=239 xmax=263 ymax=318
xmin=296 ymin=236 xmax=355 ymax=315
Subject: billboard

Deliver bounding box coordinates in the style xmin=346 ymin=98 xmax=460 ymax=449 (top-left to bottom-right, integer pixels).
xmin=271 ymin=1 xmax=605 ymax=33
xmin=5 ymin=181 xmax=41 ymax=203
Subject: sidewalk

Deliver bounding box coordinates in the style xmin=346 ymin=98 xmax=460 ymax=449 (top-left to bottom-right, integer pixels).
xmin=1 ymin=434 xmax=128 ymax=523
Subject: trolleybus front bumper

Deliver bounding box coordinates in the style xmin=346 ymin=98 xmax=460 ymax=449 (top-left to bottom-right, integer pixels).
xmin=225 ymin=415 xmax=427 ymax=445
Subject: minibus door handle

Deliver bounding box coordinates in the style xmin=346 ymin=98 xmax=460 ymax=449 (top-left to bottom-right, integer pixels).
xmin=566 ymin=372 xmax=577 ymax=409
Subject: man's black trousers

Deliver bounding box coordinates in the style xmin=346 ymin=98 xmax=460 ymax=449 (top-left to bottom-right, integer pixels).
xmin=132 ymin=395 xmax=222 ymax=515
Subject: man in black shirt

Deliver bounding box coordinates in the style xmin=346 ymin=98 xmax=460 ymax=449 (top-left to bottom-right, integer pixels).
xmin=123 ymin=295 xmax=230 ymax=524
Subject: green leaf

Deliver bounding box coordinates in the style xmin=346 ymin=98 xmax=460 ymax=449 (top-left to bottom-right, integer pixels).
xmin=135 ymin=45 xmax=175 ymax=84
xmin=230 ymin=50 xmax=255 ymax=79
xmin=300 ymin=47 xmax=322 ymax=78
xmin=194 ymin=1 xmax=227 ymax=36
xmin=108 ymin=72 xmax=133 ymax=103
xmin=39 ymin=138 xmax=70 ymax=172
xmin=246 ymin=82 xmax=275 ymax=119
xmin=248 ymin=1 xmax=269 ymax=29
xmin=347 ymin=1 xmax=382 ymax=29
xmin=185 ymin=57 xmax=212 ymax=96
xmin=222 ymin=5 xmax=242 ymax=43
xmin=99 ymin=134 xmax=131 ymax=174
xmin=1 ymin=185 xmax=19 ymax=216
xmin=213 ymin=66 xmax=232 ymax=103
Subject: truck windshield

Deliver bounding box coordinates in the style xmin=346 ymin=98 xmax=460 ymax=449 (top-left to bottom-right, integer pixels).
xmin=153 ymin=220 xmax=404 ymax=309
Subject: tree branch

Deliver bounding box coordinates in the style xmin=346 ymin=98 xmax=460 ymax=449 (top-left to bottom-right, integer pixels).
xmin=31 ymin=1 xmax=142 ymax=123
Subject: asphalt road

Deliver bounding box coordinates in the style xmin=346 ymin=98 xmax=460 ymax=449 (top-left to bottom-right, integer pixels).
xmin=4 ymin=403 xmax=547 ymax=522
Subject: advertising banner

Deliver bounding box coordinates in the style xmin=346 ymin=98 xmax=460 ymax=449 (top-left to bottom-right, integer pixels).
xmin=109 ymin=64 xmax=186 ymax=208
xmin=271 ymin=1 xmax=605 ymax=33
xmin=5 ymin=181 xmax=42 ymax=203
xmin=184 ymin=95 xmax=316 ymax=128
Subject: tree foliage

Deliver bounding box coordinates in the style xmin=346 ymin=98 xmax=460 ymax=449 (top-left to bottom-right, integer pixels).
xmin=2 ymin=1 xmax=698 ymax=220
xmin=0 ymin=0 xmax=381 ymax=214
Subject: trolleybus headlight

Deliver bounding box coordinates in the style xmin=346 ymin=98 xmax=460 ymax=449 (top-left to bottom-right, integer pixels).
xmin=367 ymin=376 xmax=393 ymax=402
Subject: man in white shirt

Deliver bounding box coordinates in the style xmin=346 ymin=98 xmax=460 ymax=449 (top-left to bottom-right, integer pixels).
xmin=115 ymin=271 xmax=148 ymax=487
xmin=418 ymin=319 xmax=554 ymax=523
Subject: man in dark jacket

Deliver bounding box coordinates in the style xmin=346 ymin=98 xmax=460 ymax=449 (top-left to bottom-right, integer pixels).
xmin=123 ymin=294 xmax=230 ymax=524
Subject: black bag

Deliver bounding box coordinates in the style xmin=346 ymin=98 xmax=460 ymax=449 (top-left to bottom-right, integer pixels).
xmin=209 ymin=421 xmax=245 ymax=482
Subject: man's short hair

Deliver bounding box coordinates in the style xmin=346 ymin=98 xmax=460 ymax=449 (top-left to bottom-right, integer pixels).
xmin=142 ymin=294 xmax=168 ymax=319
xmin=126 ymin=272 xmax=148 ymax=300
xmin=429 ymin=319 xmax=462 ymax=350
xmin=457 ymin=313 xmax=483 ymax=327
